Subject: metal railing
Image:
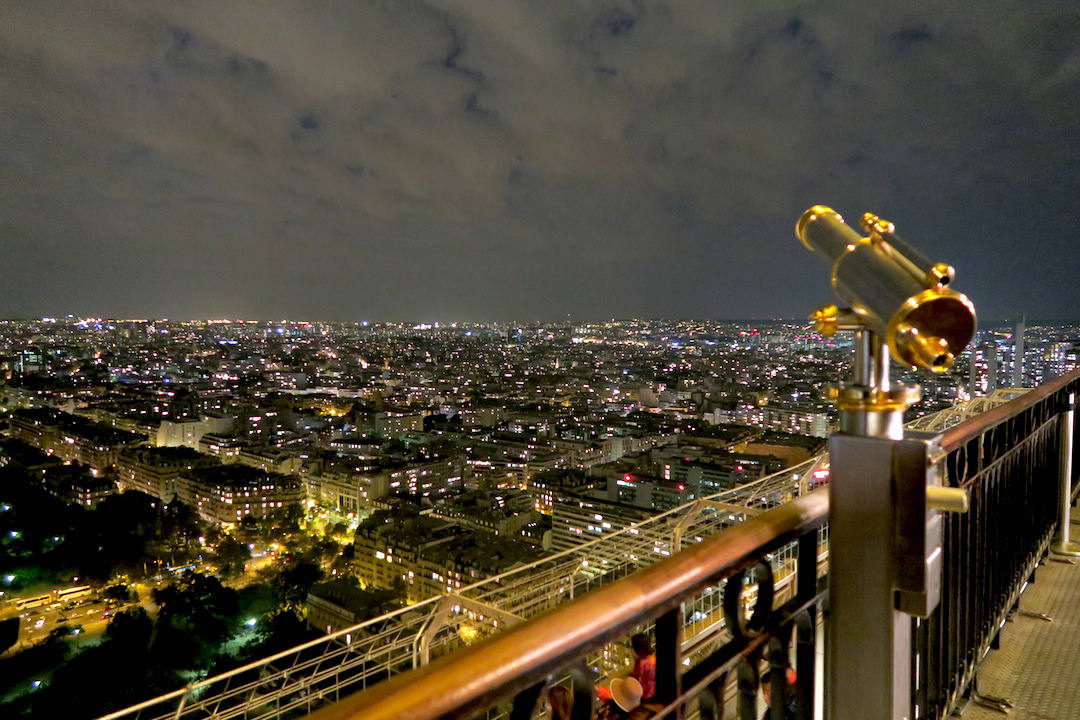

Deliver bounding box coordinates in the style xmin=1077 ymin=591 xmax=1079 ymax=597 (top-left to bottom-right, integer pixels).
xmin=914 ymin=368 xmax=1080 ymax=718
xmin=94 ymin=457 xmax=827 ymax=720
xmin=308 ymin=489 xmax=830 ymax=720
xmin=295 ymin=370 xmax=1080 ymax=720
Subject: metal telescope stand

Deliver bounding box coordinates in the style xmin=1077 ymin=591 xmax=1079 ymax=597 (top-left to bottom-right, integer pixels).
xmin=822 ymin=318 xmax=967 ymax=720
xmin=797 ymin=205 xmax=977 ymax=719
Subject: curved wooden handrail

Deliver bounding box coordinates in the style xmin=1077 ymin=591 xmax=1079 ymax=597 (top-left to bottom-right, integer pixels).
xmin=305 ymin=488 xmax=829 ymax=720
xmin=940 ymin=369 xmax=1080 ymax=452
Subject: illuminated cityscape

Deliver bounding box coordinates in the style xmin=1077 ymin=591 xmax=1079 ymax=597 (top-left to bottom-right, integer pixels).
xmin=0 ymin=316 xmax=1076 ymax=717
xmin=3 ymin=3 xmax=1079 ymax=720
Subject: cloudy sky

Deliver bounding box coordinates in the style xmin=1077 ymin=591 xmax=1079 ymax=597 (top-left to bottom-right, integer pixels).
xmin=1 ymin=2 xmax=1078 ymax=322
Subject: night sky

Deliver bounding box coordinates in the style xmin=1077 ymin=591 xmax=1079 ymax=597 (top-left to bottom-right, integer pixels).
xmin=1 ymin=2 xmax=1078 ymax=322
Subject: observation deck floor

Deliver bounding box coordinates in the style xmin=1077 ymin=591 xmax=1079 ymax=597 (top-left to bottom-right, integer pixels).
xmin=967 ymin=504 xmax=1080 ymax=720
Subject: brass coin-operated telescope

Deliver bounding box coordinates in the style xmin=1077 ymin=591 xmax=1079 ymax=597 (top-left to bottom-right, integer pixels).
xmin=797 ymin=205 xmax=976 ymax=373
xmin=796 ymin=205 xmax=977 ymax=437
xmin=797 ymin=206 xmax=976 ymax=720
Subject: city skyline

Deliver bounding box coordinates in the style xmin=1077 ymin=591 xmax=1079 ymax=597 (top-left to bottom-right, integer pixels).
xmin=3 ymin=4 xmax=1080 ymax=718
xmin=3 ymin=3 xmax=1079 ymax=321
xmin=1 ymin=302 xmax=1077 ymax=718
xmin=0 ymin=314 xmax=1070 ymax=327
xmin=0 ymin=315 xmax=1071 ymax=332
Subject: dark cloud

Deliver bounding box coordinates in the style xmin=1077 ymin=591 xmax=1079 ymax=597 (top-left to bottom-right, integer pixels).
xmin=0 ymin=1 xmax=1078 ymax=322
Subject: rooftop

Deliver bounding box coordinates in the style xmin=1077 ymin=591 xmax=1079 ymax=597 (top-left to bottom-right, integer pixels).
xmin=182 ymin=463 xmax=293 ymax=488
xmin=11 ymin=407 xmax=144 ymax=446
xmin=119 ymin=445 xmax=210 ymax=466
xmin=0 ymin=437 xmax=59 ymax=468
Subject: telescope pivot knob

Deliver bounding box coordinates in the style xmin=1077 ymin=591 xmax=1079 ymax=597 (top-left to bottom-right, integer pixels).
xmin=811 ymin=304 xmax=839 ymax=337
xmin=927 ymin=486 xmax=969 ymax=513
xmin=861 ymin=213 xmax=895 ymax=238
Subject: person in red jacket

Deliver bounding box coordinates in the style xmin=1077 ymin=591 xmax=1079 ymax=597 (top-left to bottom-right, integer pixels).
xmin=629 ymin=633 xmax=656 ymax=701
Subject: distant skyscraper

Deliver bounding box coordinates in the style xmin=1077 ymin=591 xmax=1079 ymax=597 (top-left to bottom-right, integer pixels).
xmin=1014 ymin=316 xmax=1025 ymax=387
xmin=987 ymin=343 xmax=998 ymax=392
xmin=968 ymin=351 xmax=977 ymax=397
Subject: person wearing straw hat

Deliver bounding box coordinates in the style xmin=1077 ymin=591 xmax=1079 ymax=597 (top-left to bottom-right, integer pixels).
xmin=598 ymin=676 xmax=644 ymax=719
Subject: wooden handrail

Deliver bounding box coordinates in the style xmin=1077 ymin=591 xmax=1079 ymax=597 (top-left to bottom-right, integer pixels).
xmin=305 ymin=489 xmax=829 ymax=720
xmin=940 ymin=369 xmax=1080 ymax=451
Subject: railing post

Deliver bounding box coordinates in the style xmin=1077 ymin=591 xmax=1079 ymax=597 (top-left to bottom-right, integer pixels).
xmin=567 ymin=662 xmax=595 ymax=720
xmin=696 ymin=673 xmax=727 ymax=720
xmin=655 ymin=605 xmax=683 ymax=707
xmin=795 ymin=531 xmax=818 ymax=720
xmin=414 ymin=596 xmax=455 ymax=666
xmin=509 ymin=681 xmax=545 ymax=720
xmin=828 ymin=431 xmax=913 ymax=720
xmin=1052 ymin=391 xmax=1079 ymax=556
xmin=737 ymin=653 xmax=761 ymax=720
xmin=671 ymin=500 xmax=705 ymax=552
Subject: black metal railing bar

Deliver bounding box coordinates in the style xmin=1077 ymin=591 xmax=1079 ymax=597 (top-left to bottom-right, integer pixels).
xmin=914 ymin=368 xmax=1080 ymax=718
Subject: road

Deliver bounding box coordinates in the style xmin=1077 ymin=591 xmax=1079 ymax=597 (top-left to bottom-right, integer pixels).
xmin=1 ymin=548 xmax=287 ymax=654
xmin=0 ymin=587 xmax=159 ymax=653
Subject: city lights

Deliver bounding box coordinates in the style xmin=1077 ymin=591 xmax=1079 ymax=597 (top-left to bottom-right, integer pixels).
xmin=0 ymin=311 xmax=1075 ymax=719
xmin=0 ymin=1 xmax=1074 ymax=715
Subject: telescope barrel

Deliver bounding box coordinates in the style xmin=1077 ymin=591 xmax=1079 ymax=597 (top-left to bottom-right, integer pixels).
xmin=796 ymin=205 xmax=860 ymax=260
xmin=796 ymin=205 xmax=976 ymax=372
xmin=883 ymin=231 xmax=944 ymax=284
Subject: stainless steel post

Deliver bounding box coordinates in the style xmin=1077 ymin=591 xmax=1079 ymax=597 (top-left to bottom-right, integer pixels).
xmin=828 ymin=329 xmax=913 ymax=720
xmin=1052 ymin=392 xmax=1079 ymax=556
xmin=828 ymin=437 xmax=913 ymax=720
xmin=852 ymin=328 xmax=871 ymax=386
xmin=837 ymin=336 xmax=907 ymax=440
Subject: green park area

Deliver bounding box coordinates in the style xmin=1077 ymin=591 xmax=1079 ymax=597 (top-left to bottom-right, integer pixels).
xmin=0 ymin=465 xmax=381 ymax=719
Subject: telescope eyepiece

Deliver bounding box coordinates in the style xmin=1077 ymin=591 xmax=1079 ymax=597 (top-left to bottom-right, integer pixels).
xmin=796 ymin=206 xmax=844 ymax=251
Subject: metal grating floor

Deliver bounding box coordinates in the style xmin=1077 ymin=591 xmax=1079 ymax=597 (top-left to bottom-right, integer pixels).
xmin=965 ymin=505 xmax=1080 ymax=720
